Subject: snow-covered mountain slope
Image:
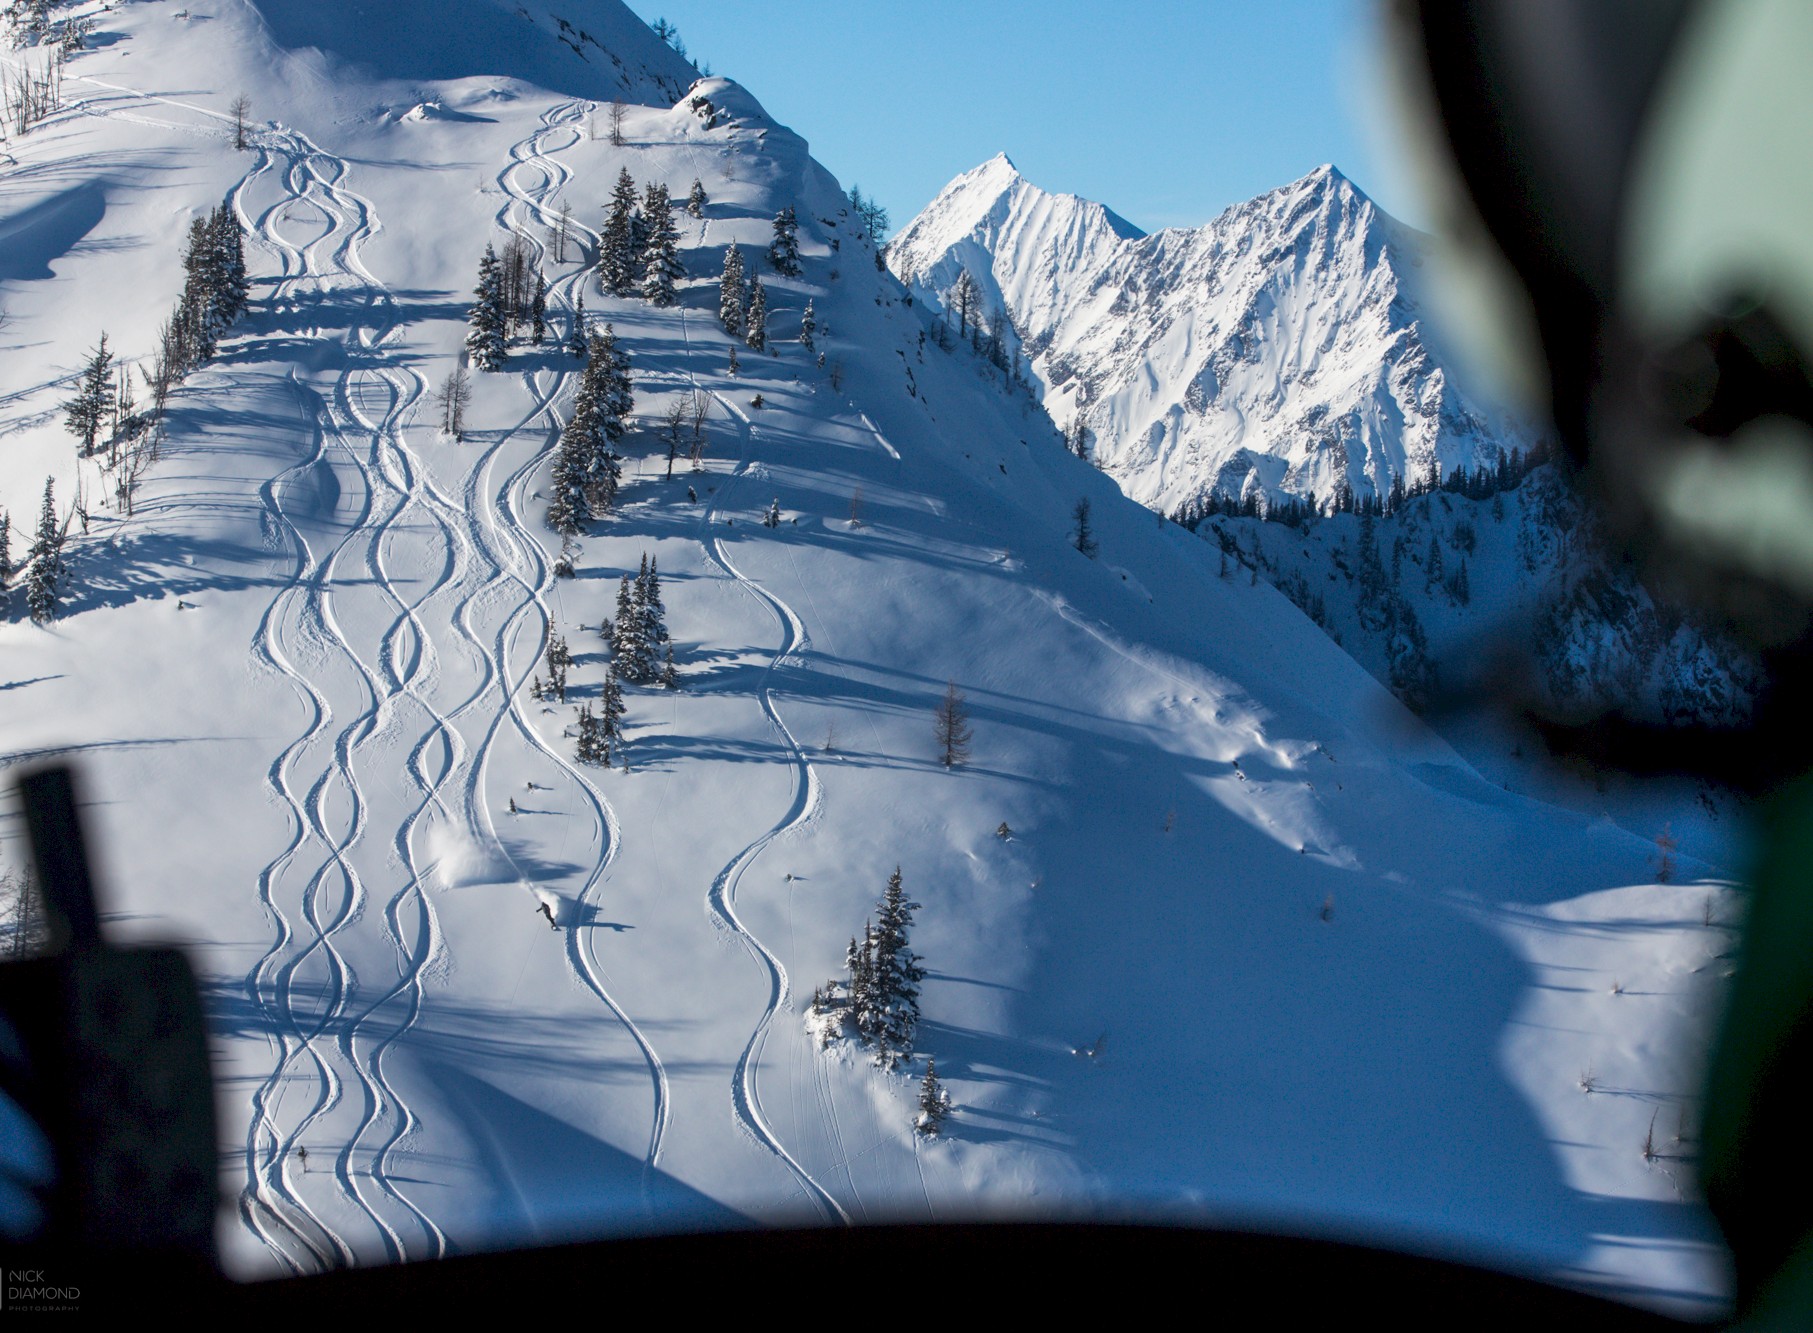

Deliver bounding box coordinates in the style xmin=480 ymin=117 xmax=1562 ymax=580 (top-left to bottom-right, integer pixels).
xmin=889 ymin=157 xmax=1525 ymax=515
xmin=0 ymin=1 xmax=1731 ymax=1312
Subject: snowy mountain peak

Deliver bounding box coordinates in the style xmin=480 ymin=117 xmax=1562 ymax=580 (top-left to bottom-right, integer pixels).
xmin=891 ymin=158 xmax=1524 ymax=514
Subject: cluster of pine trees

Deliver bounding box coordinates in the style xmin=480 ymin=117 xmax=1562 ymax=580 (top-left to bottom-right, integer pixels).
xmin=1171 ymin=439 xmax=1551 ymax=530
xmin=162 ymin=202 xmax=251 ymax=383
xmin=574 ymin=668 xmax=626 ymax=766
xmin=565 ymin=553 xmax=676 ymax=768
xmin=6 ymin=199 xmax=250 ymax=623
xmin=812 ymin=867 xmax=926 ymax=1070
xmin=717 ymin=246 xmax=766 ymax=353
xmin=932 ymin=268 xmax=1031 ymax=392
xmin=597 ymin=168 xmax=700 ymax=307
xmin=608 ymin=552 xmax=675 ymax=687
xmin=466 ymin=238 xmax=551 ymax=370
xmin=547 ymin=326 xmax=633 ymax=535
xmin=532 ymin=632 xmax=571 ymax=703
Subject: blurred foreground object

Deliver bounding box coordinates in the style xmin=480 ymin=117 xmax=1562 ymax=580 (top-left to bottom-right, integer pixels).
xmin=1399 ymin=0 xmax=1813 ymax=1319
xmin=0 ymin=766 xmax=218 ymax=1276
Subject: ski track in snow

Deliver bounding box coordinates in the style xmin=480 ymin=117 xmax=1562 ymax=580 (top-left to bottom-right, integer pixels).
xmin=695 ymin=385 xmax=849 ymax=1226
xmin=233 ymin=122 xmax=449 ymax=1272
xmin=484 ymin=98 xmax=673 ymax=1197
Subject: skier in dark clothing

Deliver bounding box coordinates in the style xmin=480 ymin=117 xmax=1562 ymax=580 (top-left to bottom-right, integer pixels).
xmin=538 ymin=901 xmax=557 ymax=931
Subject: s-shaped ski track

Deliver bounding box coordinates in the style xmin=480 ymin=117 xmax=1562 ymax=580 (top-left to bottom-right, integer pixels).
xmin=696 ymin=390 xmax=849 ymax=1225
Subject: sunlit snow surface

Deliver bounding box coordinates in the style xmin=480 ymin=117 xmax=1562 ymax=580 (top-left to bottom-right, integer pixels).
xmin=888 ymin=154 xmax=1526 ymax=516
xmin=0 ymin=1 xmax=1731 ymax=1314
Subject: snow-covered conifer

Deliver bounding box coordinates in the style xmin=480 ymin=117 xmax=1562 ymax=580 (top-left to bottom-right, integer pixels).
xmin=599 ymin=168 xmax=640 ymax=296
xmin=637 ymin=553 xmax=668 ymax=642
xmin=763 ymin=498 xmax=780 ymax=528
xmin=745 ymin=278 xmax=767 ymax=352
xmin=576 ymin=702 xmax=609 ymax=766
xmin=530 ymin=274 xmax=547 ymax=345
xmin=601 ymin=664 xmax=626 ymax=738
xmin=567 ymin=292 xmax=588 ymax=359
xmin=611 ymin=570 xmax=657 ymax=682
xmin=26 ymin=477 xmax=63 ymax=625
xmin=660 ymin=643 xmax=678 ymax=690
xmin=466 ymin=244 xmax=508 ymax=371
xmin=544 ymin=633 xmax=570 ymax=703
xmin=799 ymin=298 xmax=816 ymax=350
xmin=916 ymin=1058 xmax=950 ymax=1136
xmin=718 ymin=246 xmax=746 ymax=337
xmin=768 ymin=205 xmax=801 ymax=276
xmin=686 ymin=178 xmax=707 ymax=218
xmin=640 ymin=183 xmax=682 ymax=307
xmin=850 ymin=867 xmax=923 ymax=1067
xmin=547 ymin=430 xmax=588 ymax=537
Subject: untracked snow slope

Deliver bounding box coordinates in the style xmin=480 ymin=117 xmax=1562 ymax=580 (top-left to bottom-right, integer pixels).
xmin=889 ymin=157 xmax=1527 ymax=515
xmin=0 ymin=1 xmax=1731 ymax=1313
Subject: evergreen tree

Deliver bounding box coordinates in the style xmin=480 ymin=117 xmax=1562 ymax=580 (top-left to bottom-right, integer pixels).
xmin=767 ymin=205 xmax=801 ymax=276
xmin=613 ymin=573 xmax=635 ymax=656
xmin=718 ymin=246 xmax=746 ymax=338
xmin=745 ymin=278 xmax=767 ymax=352
xmin=466 ymin=244 xmax=509 ymax=371
xmin=611 ymin=572 xmax=657 ymax=682
xmin=660 ymin=642 xmax=678 ymax=690
xmin=686 ymin=177 xmax=707 ymax=218
xmin=26 ymin=478 xmax=63 ymax=625
xmin=600 ymin=664 xmax=626 ymax=739
xmin=213 ymin=202 xmax=250 ymax=326
xmin=544 ymin=632 xmax=571 ymax=703
xmin=847 ymin=184 xmax=890 ymax=248
xmin=0 ymin=510 xmax=10 ymax=590
xmin=764 ymin=498 xmax=781 ymax=528
xmin=599 ymin=168 xmax=640 ymax=296
xmin=638 ymin=553 xmax=668 ymax=641
xmin=640 ymin=183 xmax=683 ymax=307
xmin=553 ymin=325 xmax=632 ymax=531
xmin=567 ymin=291 xmax=589 ymax=359
xmin=799 ymin=298 xmax=816 ymax=350
xmin=852 ymin=867 xmax=923 ymax=1067
xmin=546 ymin=427 xmax=588 ymax=536
xmin=916 ymin=1058 xmax=950 ymax=1136
xmin=63 ymin=334 xmax=115 ymax=457
xmin=1424 ymin=533 xmax=1443 ymax=591
xmin=530 ymin=273 xmax=548 ymax=345
xmin=575 ymin=701 xmax=609 ymax=766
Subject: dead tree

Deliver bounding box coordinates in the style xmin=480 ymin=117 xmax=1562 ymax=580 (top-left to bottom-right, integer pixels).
xmin=934 ymin=681 xmax=973 ymax=769
xmin=230 ymin=94 xmax=251 ymax=149
xmin=687 ymin=391 xmax=709 ymax=468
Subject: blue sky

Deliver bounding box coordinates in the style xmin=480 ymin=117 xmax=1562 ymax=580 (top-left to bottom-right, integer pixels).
xmin=622 ymin=1 xmax=1416 ymax=235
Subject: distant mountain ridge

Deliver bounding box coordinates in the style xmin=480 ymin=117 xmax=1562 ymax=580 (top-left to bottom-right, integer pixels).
xmin=889 ymin=157 xmax=1528 ymax=516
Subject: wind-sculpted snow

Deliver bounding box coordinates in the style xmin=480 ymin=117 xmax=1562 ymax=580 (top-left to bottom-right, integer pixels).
xmin=890 ymin=159 xmax=1526 ymax=514
xmin=0 ymin=4 xmax=1736 ymax=1314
